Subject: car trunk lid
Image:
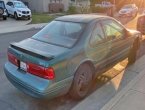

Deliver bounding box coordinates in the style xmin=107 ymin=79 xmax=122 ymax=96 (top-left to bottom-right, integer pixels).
xmin=8 ymin=38 xmax=68 ymax=67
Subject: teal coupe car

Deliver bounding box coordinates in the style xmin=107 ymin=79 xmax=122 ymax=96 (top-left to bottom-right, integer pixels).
xmin=4 ymin=14 xmax=142 ymax=100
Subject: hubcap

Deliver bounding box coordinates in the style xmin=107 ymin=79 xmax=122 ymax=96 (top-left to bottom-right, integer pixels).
xmin=77 ymin=72 xmax=90 ymax=93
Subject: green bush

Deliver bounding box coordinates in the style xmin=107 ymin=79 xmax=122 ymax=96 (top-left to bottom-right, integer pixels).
xmin=67 ymin=6 xmax=77 ymax=14
xmin=31 ymin=13 xmax=55 ymax=24
xmin=91 ymin=6 xmax=107 ymax=13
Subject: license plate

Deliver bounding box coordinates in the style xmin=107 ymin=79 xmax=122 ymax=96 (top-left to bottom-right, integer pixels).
xmin=20 ymin=61 xmax=27 ymax=71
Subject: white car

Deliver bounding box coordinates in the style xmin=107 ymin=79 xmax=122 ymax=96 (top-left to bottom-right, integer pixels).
xmin=6 ymin=1 xmax=31 ymax=20
xmin=119 ymin=4 xmax=138 ymax=17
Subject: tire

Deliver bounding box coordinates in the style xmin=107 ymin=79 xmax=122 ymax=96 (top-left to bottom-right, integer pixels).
xmin=7 ymin=13 xmax=10 ymax=17
xmin=6 ymin=9 xmax=10 ymax=17
xmin=128 ymin=39 xmax=140 ymax=64
xmin=69 ymin=63 xmax=93 ymax=100
xmin=14 ymin=12 xmax=19 ymax=20
xmin=7 ymin=11 xmax=10 ymax=17
xmin=28 ymin=17 xmax=30 ymax=20
xmin=0 ymin=7 xmax=4 ymax=15
xmin=3 ymin=16 xmax=7 ymax=20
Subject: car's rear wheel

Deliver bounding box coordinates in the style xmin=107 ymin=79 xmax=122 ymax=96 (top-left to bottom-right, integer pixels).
xmin=0 ymin=7 xmax=4 ymax=15
xmin=7 ymin=10 xmax=10 ymax=17
xmin=14 ymin=12 xmax=19 ymax=20
xmin=69 ymin=63 xmax=93 ymax=100
xmin=3 ymin=16 xmax=7 ymax=20
xmin=128 ymin=38 xmax=140 ymax=64
xmin=7 ymin=13 xmax=10 ymax=17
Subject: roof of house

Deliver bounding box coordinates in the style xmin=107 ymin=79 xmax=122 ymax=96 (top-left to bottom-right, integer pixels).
xmin=55 ymin=14 xmax=107 ymax=23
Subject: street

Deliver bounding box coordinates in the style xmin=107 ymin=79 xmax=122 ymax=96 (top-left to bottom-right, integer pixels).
xmin=0 ymin=16 xmax=145 ymax=110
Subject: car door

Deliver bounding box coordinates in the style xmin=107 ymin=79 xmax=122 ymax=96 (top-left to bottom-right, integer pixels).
xmin=10 ymin=2 xmax=15 ymax=15
xmin=86 ymin=21 xmax=112 ymax=69
xmin=6 ymin=2 xmax=11 ymax=14
xmin=101 ymin=19 xmax=133 ymax=63
xmin=6 ymin=2 xmax=14 ymax=15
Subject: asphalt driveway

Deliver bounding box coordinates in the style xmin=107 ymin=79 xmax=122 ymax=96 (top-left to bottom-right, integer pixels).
xmin=0 ymin=17 xmax=31 ymax=28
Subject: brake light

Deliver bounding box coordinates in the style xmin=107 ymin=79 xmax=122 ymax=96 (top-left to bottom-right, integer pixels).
xmin=27 ymin=63 xmax=55 ymax=80
xmin=44 ymin=67 xmax=55 ymax=80
xmin=8 ymin=52 xmax=18 ymax=66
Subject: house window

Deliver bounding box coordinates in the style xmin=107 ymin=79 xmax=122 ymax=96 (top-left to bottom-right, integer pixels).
xmin=50 ymin=0 xmax=62 ymax=3
xmin=71 ymin=0 xmax=75 ymax=2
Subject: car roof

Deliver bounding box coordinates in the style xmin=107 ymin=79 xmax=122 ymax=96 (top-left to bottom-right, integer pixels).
xmin=55 ymin=14 xmax=107 ymax=23
xmin=8 ymin=0 xmax=22 ymax=3
xmin=13 ymin=1 xmax=23 ymax=3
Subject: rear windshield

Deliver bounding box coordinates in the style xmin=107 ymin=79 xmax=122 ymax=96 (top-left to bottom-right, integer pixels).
xmin=32 ymin=21 xmax=85 ymax=48
xmin=0 ymin=1 xmax=5 ymax=8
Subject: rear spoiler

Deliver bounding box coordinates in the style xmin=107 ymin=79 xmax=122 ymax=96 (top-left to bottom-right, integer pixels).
xmin=10 ymin=43 xmax=54 ymax=61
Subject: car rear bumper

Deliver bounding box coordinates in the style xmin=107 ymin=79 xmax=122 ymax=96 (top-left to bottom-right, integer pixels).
xmin=4 ymin=62 xmax=73 ymax=99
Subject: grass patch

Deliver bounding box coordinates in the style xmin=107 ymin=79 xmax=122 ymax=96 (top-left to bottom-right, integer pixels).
xmin=31 ymin=13 xmax=55 ymax=24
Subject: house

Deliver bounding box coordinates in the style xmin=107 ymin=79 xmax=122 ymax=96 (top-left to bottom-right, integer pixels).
xmin=22 ymin=0 xmax=90 ymax=13
xmin=3 ymin=0 xmax=90 ymax=13
xmin=21 ymin=0 xmax=70 ymax=13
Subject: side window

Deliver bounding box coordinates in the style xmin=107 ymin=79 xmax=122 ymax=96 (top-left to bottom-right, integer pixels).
xmin=90 ymin=23 xmax=105 ymax=46
xmin=7 ymin=2 xmax=10 ymax=6
xmin=102 ymin=19 xmax=125 ymax=40
xmin=7 ymin=2 xmax=13 ymax=6
xmin=10 ymin=2 xmax=13 ymax=7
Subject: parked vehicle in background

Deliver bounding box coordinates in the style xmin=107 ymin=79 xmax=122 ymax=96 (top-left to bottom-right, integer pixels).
xmin=95 ymin=1 xmax=115 ymax=17
xmin=6 ymin=0 xmax=31 ymax=20
xmin=0 ymin=0 xmax=7 ymax=20
xmin=4 ymin=14 xmax=142 ymax=100
xmin=95 ymin=1 xmax=113 ymax=8
xmin=119 ymin=4 xmax=138 ymax=17
xmin=137 ymin=14 xmax=145 ymax=34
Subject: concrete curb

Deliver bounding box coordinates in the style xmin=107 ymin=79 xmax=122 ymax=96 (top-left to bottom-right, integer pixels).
xmin=101 ymin=67 xmax=145 ymax=110
xmin=72 ymin=53 xmax=145 ymax=110
xmin=0 ymin=23 xmax=47 ymax=35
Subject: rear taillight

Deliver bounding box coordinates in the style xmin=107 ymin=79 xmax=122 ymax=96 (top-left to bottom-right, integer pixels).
xmin=8 ymin=52 xmax=18 ymax=66
xmin=44 ymin=67 xmax=55 ymax=80
xmin=7 ymin=52 xmax=55 ymax=80
xmin=27 ymin=63 xmax=55 ymax=80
